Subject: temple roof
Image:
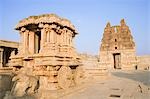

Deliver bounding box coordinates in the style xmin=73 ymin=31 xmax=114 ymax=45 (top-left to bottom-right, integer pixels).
xmin=15 ymin=13 xmax=77 ymax=33
xmin=0 ymin=40 xmax=19 ymax=48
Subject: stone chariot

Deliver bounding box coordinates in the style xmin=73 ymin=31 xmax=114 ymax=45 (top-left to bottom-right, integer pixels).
xmin=8 ymin=14 xmax=84 ymax=97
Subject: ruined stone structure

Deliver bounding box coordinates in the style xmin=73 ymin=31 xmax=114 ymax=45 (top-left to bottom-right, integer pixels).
xmin=7 ymin=14 xmax=83 ymax=97
xmin=80 ymin=53 xmax=108 ymax=80
xmin=0 ymin=40 xmax=18 ymax=98
xmin=137 ymin=55 xmax=150 ymax=70
xmin=0 ymin=40 xmax=18 ymax=68
xmin=99 ymin=19 xmax=137 ymax=70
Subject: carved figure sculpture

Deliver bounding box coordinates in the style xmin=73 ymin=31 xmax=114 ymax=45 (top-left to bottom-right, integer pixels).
xmin=11 ymin=68 xmax=38 ymax=97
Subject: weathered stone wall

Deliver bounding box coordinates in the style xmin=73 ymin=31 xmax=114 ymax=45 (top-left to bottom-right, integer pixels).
xmin=137 ymin=55 xmax=150 ymax=70
xmin=80 ymin=53 xmax=108 ymax=80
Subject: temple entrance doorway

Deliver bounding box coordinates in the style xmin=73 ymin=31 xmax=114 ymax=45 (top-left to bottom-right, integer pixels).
xmin=113 ymin=53 xmax=121 ymax=69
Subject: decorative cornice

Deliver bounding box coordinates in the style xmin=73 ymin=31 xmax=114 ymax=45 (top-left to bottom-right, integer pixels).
xmin=15 ymin=14 xmax=78 ymax=34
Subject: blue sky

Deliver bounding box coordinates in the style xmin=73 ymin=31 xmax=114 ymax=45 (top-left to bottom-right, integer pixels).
xmin=0 ymin=0 xmax=149 ymax=55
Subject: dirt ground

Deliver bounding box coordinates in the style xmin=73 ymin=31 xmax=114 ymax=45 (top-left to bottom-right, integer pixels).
xmin=59 ymin=70 xmax=150 ymax=99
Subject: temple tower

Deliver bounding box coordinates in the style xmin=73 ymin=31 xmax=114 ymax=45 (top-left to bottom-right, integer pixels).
xmin=99 ymin=19 xmax=137 ymax=70
xmin=8 ymin=14 xmax=83 ymax=94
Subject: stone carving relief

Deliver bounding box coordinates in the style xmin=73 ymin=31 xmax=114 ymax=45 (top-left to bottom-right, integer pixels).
xmin=11 ymin=68 xmax=39 ymax=97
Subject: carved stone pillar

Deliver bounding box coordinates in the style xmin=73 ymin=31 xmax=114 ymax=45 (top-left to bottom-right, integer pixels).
xmin=67 ymin=31 xmax=72 ymax=46
xmin=70 ymin=32 xmax=73 ymax=47
xmin=66 ymin=32 xmax=69 ymax=46
xmin=50 ymin=24 xmax=57 ymax=44
xmin=65 ymin=32 xmax=67 ymax=45
xmin=56 ymin=26 xmax=61 ymax=46
xmin=17 ymin=28 xmax=25 ymax=55
xmin=50 ymin=30 xmax=55 ymax=44
xmin=41 ymin=28 xmax=46 ymax=49
xmin=68 ymin=34 xmax=70 ymax=46
xmin=29 ymin=31 xmax=35 ymax=54
xmin=23 ymin=29 xmax=29 ymax=54
xmin=47 ymin=31 xmax=50 ymax=42
xmin=62 ymin=28 xmax=67 ymax=46
xmin=0 ymin=48 xmax=4 ymax=67
xmin=54 ymin=31 xmax=56 ymax=44
xmin=16 ymin=31 xmax=24 ymax=55
xmin=60 ymin=30 xmax=64 ymax=45
xmin=39 ymin=23 xmax=46 ymax=51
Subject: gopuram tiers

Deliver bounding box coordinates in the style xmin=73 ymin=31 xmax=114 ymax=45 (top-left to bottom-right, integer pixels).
xmin=99 ymin=19 xmax=137 ymax=70
xmin=8 ymin=14 xmax=83 ymax=94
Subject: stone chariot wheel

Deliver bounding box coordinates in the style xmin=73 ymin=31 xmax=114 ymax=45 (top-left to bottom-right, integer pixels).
xmin=57 ymin=66 xmax=72 ymax=89
xmin=74 ymin=66 xmax=85 ymax=85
